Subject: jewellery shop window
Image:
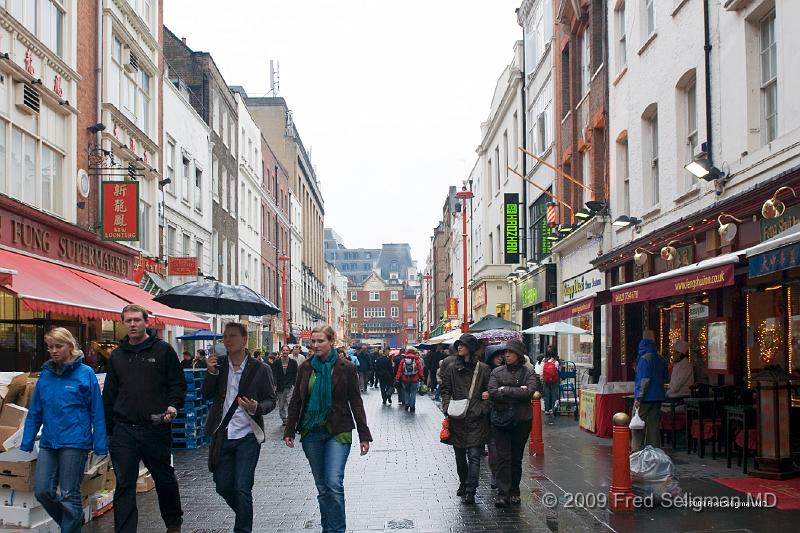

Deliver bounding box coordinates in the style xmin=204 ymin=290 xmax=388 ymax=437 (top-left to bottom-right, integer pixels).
xmin=746 ymin=287 xmax=786 ymax=380
xmin=568 ymin=313 xmax=593 ymax=366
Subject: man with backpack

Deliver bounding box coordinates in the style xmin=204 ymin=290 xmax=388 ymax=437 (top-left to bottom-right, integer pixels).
xmin=540 ymin=349 xmax=560 ymax=416
xmin=394 ymin=347 xmax=424 ymax=412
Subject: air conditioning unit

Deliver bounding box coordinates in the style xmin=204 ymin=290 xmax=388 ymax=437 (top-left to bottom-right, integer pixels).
xmin=15 ymin=83 xmax=40 ymax=115
xmin=122 ymin=47 xmax=139 ymax=73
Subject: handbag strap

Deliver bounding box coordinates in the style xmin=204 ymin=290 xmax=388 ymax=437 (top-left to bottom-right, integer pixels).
xmin=466 ymin=362 xmax=480 ymax=400
xmin=215 ymin=358 xmax=258 ymax=434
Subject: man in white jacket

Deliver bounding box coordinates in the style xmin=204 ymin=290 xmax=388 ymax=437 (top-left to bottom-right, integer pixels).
xmin=666 ymin=339 xmax=694 ymax=398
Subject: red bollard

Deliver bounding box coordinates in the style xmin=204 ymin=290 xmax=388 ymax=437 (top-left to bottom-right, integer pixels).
xmin=529 ymin=391 xmax=544 ymax=456
xmin=608 ymin=412 xmax=635 ymax=513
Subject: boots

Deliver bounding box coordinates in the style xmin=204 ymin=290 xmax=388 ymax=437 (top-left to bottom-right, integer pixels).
xmin=464 ymin=492 xmax=476 ymax=504
xmin=456 ymin=484 xmax=466 ymax=496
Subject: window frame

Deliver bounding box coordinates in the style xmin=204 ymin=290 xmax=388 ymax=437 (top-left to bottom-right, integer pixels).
xmin=759 ymin=10 xmax=778 ymax=144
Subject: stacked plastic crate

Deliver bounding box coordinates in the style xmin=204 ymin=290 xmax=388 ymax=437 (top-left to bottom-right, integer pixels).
xmin=172 ymin=369 xmax=211 ymax=449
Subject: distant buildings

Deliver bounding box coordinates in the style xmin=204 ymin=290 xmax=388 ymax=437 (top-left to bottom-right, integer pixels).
xmin=324 ymin=229 xmax=417 ymax=284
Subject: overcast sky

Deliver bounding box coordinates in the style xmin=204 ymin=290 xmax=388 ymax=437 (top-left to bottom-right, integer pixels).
xmin=164 ymin=0 xmax=522 ymax=265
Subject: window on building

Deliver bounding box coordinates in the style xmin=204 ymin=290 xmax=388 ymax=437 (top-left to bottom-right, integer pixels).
xmin=165 ymin=140 xmax=176 ymax=195
xmin=350 ymin=323 xmax=358 ymax=334
xmin=369 ymin=292 xmax=380 ymax=301
xmin=351 ymin=291 xmax=357 ymax=301
xmin=7 ymin=126 xmax=62 ymax=216
xmin=391 ymin=307 xmax=399 ymax=318
xmin=561 ymin=46 xmax=570 ymax=117
xmin=167 ymin=225 xmax=176 ymax=256
xmin=40 ymin=145 xmax=63 ymax=216
xmin=195 ymin=241 xmax=203 ymax=271
xmin=487 ymin=157 xmax=493 ymax=197
xmin=181 ymin=156 xmax=190 ymax=202
xmin=494 ymin=147 xmax=500 ymax=192
xmin=364 ymin=307 xmax=386 ymax=318
xmin=760 ymin=11 xmax=777 ymax=144
xmin=617 ymin=137 xmax=630 ymax=216
xmin=643 ymin=107 xmax=659 ymax=206
xmin=644 ymin=0 xmax=656 ymax=37
xmin=579 ymin=30 xmax=590 ymax=97
xmin=683 ymin=76 xmax=698 ymax=190
xmin=581 ymin=149 xmax=591 ymax=203
xmin=183 ymin=234 xmax=191 ymax=256
xmin=512 ymin=113 xmax=519 ymax=166
xmin=7 ymin=1 xmax=63 ymax=57
xmin=195 ymin=167 xmax=203 ymax=212
xmin=136 ymin=201 xmax=150 ymax=251
xmin=211 ymin=155 xmax=218 ymax=199
xmin=615 ymin=3 xmax=627 ymax=72
xmin=221 ymin=166 xmax=228 ymax=211
xmin=406 ymin=304 xmax=414 ymax=312
xmin=229 ymin=173 xmax=236 ymax=215
xmin=390 ymin=291 xmax=399 ymax=301
xmin=489 ymin=233 xmax=494 ymax=263
xmin=503 ymin=130 xmax=509 ymax=179
xmin=351 ymin=307 xmax=357 ymax=318
xmin=139 ymin=70 xmax=151 ymax=134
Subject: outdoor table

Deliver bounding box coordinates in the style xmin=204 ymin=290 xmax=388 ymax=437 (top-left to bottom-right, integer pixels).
xmin=725 ymin=404 xmax=757 ymax=474
xmin=661 ymin=396 xmax=688 ymax=451
xmin=685 ymin=396 xmax=724 ymax=459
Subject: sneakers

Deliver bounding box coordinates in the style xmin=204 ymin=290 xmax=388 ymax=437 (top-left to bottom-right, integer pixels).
xmin=495 ymin=496 xmax=510 ymax=508
xmin=456 ymin=484 xmax=466 ymax=496
xmin=510 ymin=495 xmax=521 ymax=505
xmin=464 ymin=493 xmax=476 ymax=504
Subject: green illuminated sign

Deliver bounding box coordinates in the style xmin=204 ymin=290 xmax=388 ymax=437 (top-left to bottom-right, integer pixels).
xmin=521 ymin=286 xmax=537 ymax=307
xmin=504 ymin=193 xmax=520 ymax=264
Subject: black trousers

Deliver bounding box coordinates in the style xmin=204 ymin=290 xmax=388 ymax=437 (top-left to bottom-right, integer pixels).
xmin=492 ymin=421 xmax=531 ymax=497
xmin=379 ymin=378 xmax=394 ymax=400
xmin=109 ymin=423 xmax=183 ymax=533
xmin=453 ymin=446 xmax=483 ymax=494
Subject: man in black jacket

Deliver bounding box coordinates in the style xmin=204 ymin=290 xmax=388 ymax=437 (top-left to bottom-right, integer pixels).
xmin=103 ymin=304 xmax=187 ymax=533
xmin=270 ymin=345 xmax=298 ymax=425
xmin=203 ymin=322 xmax=276 ymax=533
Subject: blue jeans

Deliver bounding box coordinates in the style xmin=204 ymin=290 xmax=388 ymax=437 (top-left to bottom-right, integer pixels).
xmin=34 ymin=447 xmax=89 ymax=533
xmin=543 ymin=382 xmax=560 ymax=412
xmin=402 ymin=381 xmax=419 ymax=408
xmin=302 ymin=429 xmax=351 ymax=533
xmin=213 ymin=433 xmax=261 ymax=533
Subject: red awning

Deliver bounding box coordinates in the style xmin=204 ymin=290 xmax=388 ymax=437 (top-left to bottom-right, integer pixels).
xmin=538 ymin=295 xmax=595 ymax=325
xmin=0 ymin=249 xmax=129 ymax=321
xmin=72 ymin=270 xmax=209 ymax=329
xmin=611 ymin=254 xmax=738 ymax=305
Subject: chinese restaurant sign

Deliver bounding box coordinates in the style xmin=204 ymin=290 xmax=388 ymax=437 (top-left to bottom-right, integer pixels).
xmin=101 ymin=181 xmax=139 ymax=241
xmin=611 ymin=264 xmax=735 ymax=305
xmin=132 ymin=255 xmax=167 ymax=283
xmin=471 ymin=282 xmax=487 ymax=310
xmin=749 ymin=242 xmax=800 ymax=278
xmin=504 ymin=193 xmax=520 ymax=264
xmin=760 ymin=204 xmax=800 ymax=241
xmin=447 ymin=298 xmax=459 ymax=319
xmin=538 ymin=297 xmax=595 ymax=325
xmin=168 ymin=256 xmax=199 ymax=276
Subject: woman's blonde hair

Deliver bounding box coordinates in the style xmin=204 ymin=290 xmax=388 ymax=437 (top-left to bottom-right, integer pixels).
xmin=44 ymin=327 xmax=83 ymax=359
xmin=405 ymin=346 xmax=419 ymax=355
xmin=311 ymin=324 xmax=336 ymax=342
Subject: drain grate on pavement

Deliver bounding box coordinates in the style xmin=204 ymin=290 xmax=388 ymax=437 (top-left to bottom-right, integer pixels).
xmin=385 ymin=518 xmax=415 ymax=530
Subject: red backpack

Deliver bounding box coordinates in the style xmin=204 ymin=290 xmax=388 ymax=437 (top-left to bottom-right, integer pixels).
xmin=542 ymin=359 xmax=559 ymax=383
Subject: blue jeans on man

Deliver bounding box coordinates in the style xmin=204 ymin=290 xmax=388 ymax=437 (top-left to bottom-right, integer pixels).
xmin=213 ymin=433 xmax=261 ymax=533
xmin=401 ymin=381 xmax=419 ymax=409
xmin=34 ymin=447 xmax=88 ymax=533
xmin=543 ymin=382 xmax=560 ymax=413
xmin=302 ymin=429 xmax=351 ymax=533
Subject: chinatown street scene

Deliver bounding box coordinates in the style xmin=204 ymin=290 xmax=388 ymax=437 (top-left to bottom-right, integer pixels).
xmin=0 ymin=1 xmax=799 ymax=533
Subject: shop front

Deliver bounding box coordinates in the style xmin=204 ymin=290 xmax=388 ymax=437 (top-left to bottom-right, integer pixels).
xmin=0 ymin=197 xmax=207 ymax=371
xmin=515 ymin=264 xmax=555 ymax=358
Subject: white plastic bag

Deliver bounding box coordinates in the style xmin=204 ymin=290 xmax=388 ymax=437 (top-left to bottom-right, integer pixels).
xmin=630 ymin=445 xmax=681 ymax=502
xmin=629 ymin=407 xmax=645 ymax=429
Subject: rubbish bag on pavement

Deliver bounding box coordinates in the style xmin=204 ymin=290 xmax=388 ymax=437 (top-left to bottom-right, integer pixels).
xmin=629 ymin=445 xmax=681 ymax=502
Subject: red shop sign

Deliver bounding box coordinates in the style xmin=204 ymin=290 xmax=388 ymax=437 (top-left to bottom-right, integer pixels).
xmin=168 ymin=256 xmax=199 ymax=276
xmin=538 ymin=297 xmax=595 ymax=325
xmin=101 ymin=181 xmax=139 ymax=241
xmin=611 ymin=264 xmax=735 ymax=305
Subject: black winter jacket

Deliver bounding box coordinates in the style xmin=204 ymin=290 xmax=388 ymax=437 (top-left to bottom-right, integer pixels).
xmin=270 ymin=357 xmax=298 ymax=392
xmin=374 ymin=355 xmax=394 ymax=381
xmin=102 ymin=330 xmax=187 ymax=433
xmin=488 ymin=363 xmax=541 ymax=422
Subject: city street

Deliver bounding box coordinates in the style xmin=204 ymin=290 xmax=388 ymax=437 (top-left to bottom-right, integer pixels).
xmin=84 ymin=389 xmax=800 ymax=533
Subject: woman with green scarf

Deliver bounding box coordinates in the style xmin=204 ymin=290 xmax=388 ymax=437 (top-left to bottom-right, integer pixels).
xmin=284 ymin=325 xmax=372 ymax=533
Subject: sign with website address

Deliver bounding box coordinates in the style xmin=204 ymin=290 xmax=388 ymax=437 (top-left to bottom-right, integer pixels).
xmin=611 ymin=264 xmax=735 ymax=305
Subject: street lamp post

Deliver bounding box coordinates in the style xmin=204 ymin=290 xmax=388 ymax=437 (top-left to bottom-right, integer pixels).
xmin=422 ymin=274 xmax=432 ymax=336
xmin=455 ymin=185 xmax=474 ymax=333
xmin=278 ymin=254 xmax=290 ymax=346
xmin=325 ymin=299 xmax=332 ymax=324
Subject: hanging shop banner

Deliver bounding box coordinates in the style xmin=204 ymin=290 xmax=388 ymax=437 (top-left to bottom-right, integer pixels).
xmin=516 ymin=268 xmax=548 ymax=309
xmin=760 ymin=204 xmax=800 ymax=241
xmin=504 ymin=193 xmax=520 ymax=264
xmin=447 ymin=298 xmax=459 ymax=319
xmin=133 ymin=255 xmax=167 ymax=283
xmin=538 ymin=297 xmax=595 ymax=325
xmin=100 ymin=181 xmax=139 ymax=241
xmin=472 ymin=282 xmax=487 ymax=310
xmin=749 ymin=242 xmax=800 ymax=278
xmin=611 ymin=264 xmax=735 ymax=305
xmin=168 ymin=256 xmax=199 ymax=276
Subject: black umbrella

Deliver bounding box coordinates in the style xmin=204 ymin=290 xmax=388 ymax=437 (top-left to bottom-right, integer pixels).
xmin=153 ymin=280 xmax=280 ymax=316
xmin=468 ymin=314 xmax=520 ymax=333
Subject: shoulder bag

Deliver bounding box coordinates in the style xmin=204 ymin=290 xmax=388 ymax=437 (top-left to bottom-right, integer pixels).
xmin=446 ymin=363 xmax=480 ymax=420
xmin=491 ymin=367 xmax=529 ymax=429
xmin=208 ymin=362 xmax=258 ymax=472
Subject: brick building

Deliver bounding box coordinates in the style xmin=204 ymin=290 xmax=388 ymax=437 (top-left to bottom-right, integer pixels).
xmin=348 ymin=274 xmax=415 ymax=349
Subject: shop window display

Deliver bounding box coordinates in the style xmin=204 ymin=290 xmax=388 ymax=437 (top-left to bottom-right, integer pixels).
xmin=567 ymin=314 xmax=593 ymax=365
xmin=746 ymin=288 xmax=786 ymax=382
xmin=689 ymin=301 xmax=709 ymax=384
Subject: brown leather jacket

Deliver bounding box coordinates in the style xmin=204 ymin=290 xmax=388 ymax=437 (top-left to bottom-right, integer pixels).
xmin=283 ymin=354 xmax=372 ymax=442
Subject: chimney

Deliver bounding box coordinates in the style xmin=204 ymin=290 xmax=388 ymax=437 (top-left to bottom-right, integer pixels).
xmin=181 ymin=37 xmax=187 ymax=45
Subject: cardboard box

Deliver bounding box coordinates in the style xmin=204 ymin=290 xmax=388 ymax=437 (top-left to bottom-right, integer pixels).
xmin=80 ymin=473 xmax=105 ymax=498
xmin=0 ymin=517 xmax=58 ymax=533
xmin=0 ymin=502 xmax=49 ymax=528
xmin=90 ymin=490 xmax=114 ymax=518
xmin=0 ymin=405 xmax=28 ymax=452
xmin=103 ymin=465 xmax=116 ymax=492
xmin=0 ymin=450 xmax=36 ymax=492
xmin=135 ymin=473 xmax=154 ymax=493
xmin=0 ymin=488 xmax=39 ymax=508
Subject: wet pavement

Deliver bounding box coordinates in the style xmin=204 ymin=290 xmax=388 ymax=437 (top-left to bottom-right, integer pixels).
xmin=83 ymin=390 xmax=798 ymax=533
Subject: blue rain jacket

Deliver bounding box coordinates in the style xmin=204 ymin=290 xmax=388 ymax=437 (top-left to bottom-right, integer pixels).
xmin=20 ymin=356 xmax=107 ymax=455
xmin=633 ymin=339 xmax=668 ymax=403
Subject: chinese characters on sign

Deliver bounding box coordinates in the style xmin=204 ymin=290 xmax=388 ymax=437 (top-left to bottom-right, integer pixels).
xmin=53 ymin=74 xmax=62 ymax=97
xmin=504 ymin=193 xmax=520 ymax=264
xmin=24 ymin=50 xmax=35 ymax=76
xmin=101 ymin=181 xmax=139 ymax=241
xmin=168 ymin=256 xmax=199 ymax=276
xmin=447 ymin=298 xmax=459 ymax=319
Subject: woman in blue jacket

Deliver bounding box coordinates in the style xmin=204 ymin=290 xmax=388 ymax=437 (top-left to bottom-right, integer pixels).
xmin=21 ymin=327 xmax=107 ymax=533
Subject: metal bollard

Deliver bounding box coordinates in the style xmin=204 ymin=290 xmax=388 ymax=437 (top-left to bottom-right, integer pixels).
xmin=529 ymin=391 xmax=544 ymax=456
xmin=608 ymin=412 xmax=635 ymax=513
